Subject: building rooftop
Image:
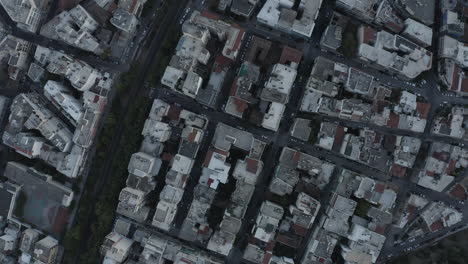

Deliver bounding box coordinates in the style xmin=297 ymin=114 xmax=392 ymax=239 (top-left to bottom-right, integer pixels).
xmin=202 ymin=151 xmax=231 ymax=189
xmin=40 ymin=5 xmax=102 ymax=54
xmin=171 ymin=154 xmax=194 ymax=175
xmin=212 ymin=123 xmax=254 ymax=152
xmin=374 ymin=0 xmax=404 ymax=32
xmin=257 ymin=0 xmax=322 ymax=37
xmin=0 ymin=0 xmax=47 ymax=33
xmin=160 ymin=185 xmax=184 ymax=205
xmin=303 ymin=227 xmax=338 ymax=264
xmin=441 ymin=10 xmax=464 ymax=39
xmin=4 ymin=162 xmax=73 ymax=235
xmin=357 ymin=26 xmax=432 ymax=79
xmin=243 ymin=243 xmax=265 ymax=263
xmin=342 ymin=223 xmax=386 ymax=264
xmin=207 ymin=230 xmax=235 ymax=256
xmin=33 ymin=236 xmax=59 ymax=264
xmin=269 ymin=165 xmax=300 ymax=196
xmin=291 ymin=118 xmax=312 ymax=141
xmin=321 ymin=21 xmax=343 ymax=51
xmin=141 ymin=120 xmax=172 ymax=142
xmin=225 ymin=96 xmax=249 ymax=118
xmin=323 ymin=193 xmax=357 ymax=236
xmin=232 ymin=158 xmax=263 ymax=185
xmin=335 ymin=0 xmax=378 ymax=22
xmin=6 ymin=93 xmax=74 ymax=153
xmin=128 ymin=152 xmax=162 ymax=178
xmin=261 ymin=64 xmax=297 ymax=104
xmin=227 ymin=180 xmax=255 ymax=218
xmin=27 ymin=62 xmax=45 ymax=82
xmin=253 ymin=201 xmax=284 ymax=243
xmin=110 ymin=8 xmax=139 ymax=33
xmin=230 ymin=0 xmax=258 ymax=17
xmin=0 ymin=181 xmax=19 ymax=221
xmin=346 ymin=68 xmax=375 ymax=95
xmin=101 ymin=232 xmax=134 ymax=263
xmin=152 ymin=201 xmax=178 ymax=231
xmin=220 ymin=215 xmax=242 ymax=234
xmin=44 ymin=80 xmax=84 ymax=123
xmin=403 ymin=18 xmax=433 ymax=47
xmin=394 ymin=0 xmax=435 ymax=26
xmin=262 ymin=102 xmax=285 ymax=131
xmin=189 ymin=11 xmax=245 ymax=60
xmin=246 ymin=36 xmax=272 ymax=63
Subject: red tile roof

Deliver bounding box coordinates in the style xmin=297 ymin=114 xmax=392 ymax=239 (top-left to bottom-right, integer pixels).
xmin=230 ymin=77 xmax=239 ymax=96
xmin=292 ymin=224 xmax=308 ymax=237
xmin=276 ymin=234 xmax=301 ymax=248
xmin=226 ymin=28 xmax=245 ymax=56
xmin=362 ymin=26 xmax=377 ymax=44
xmin=265 ymin=240 xmax=276 ymax=251
xmin=129 ymin=0 xmax=138 ymax=13
xmin=212 ymin=147 xmax=230 ymax=156
xmin=429 ymin=220 xmax=444 ymax=232
xmin=384 ymin=135 xmax=396 ymax=151
xmin=167 ymin=105 xmax=182 ymax=120
xmin=407 ymin=204 xmax=417 ymax=213
xmin=279 ymin=46 xmax=303 ymax=65
xmin=246 ymin=158 xmax=260 ymax=174
xmin=364 ymin=192 xmax=373 ymax=200
xmin=461 ymin=77 xmax=468 ymax=93
xmin=387 ymin=113 xmax=400 ymax=128
xmin=373 ymin=225 xmax=386 ymax=235
xmin=406 ymin=204 xmax=417 ymax=221
xmin=233 ymin=97 xmax=249 ymax=113
xmin=416 ymin=102 xmax=430 ymax=119
xmin=374 ymin=183 xmax=386 ymax=193
xmin=385 ymin=21 xmax=404 ymax=33
xmin=332 ymin=125 xmax=345 ymax=152
xmin=372 ymin=133 xmax=382 ymax=144
xmin=201 ymin=11 xmax=220 ymax=20
xmin=262 ymin=253 xmax=272 ymax=264
xmin=204 ymin=150 xmax=214 ymax=167
xmin=293 ymin=151 xmax=301 ymax=163
xmin=372 ymin=100 xmax=386 ymax=113
xmin=446 ymin=159 xmax=457 ymax=174
xmin=451 ymin=63 xmax=460 ymax=92
xmin=198 ymin=225 xmax=210 ymax=234
xmin=432 ymin=151 xmax=450 ymax=162
xmin=449 ymin=184 xmax=467 ymax=200
xmin=162 ymin=153 xmax=173 ymax=161
xmin=390 ymin=164 xmax=407 ymax=177
xmin=187 ymin=130 xmax=198 ymax=142
xmin=207 ymin=178 xmax=214 ymax=188
xmin=213 ymin=55 xmax=233 ymax=73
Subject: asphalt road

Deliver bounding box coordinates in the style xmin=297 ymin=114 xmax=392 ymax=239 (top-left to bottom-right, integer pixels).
xmin=153 ymin=2 xmax=468 ymax=263
xmin=0 ymin=4 xmax=125 ymax=72
xmin=2 ymin=0 xmax=468 ymax=262
xmin=63 ymin=0 xmax=190 ymax=262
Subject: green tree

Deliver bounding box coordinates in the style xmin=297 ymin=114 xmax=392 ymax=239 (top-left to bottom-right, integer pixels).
xmin=340 ymin=23 xmax=358 ymax=59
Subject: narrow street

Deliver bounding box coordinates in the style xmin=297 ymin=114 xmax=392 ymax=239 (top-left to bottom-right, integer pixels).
xmin=1 ymin=0 xmax=467 ymax=263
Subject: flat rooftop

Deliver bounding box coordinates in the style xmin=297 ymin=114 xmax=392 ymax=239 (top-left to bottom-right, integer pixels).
xmin=212 ymin=123 xmax=254 ymax=152
xmin=4 ymin=162 xmax=73 ymax=236
xmin=0 ymin=182 xmax=16 ymax=220
xmin=396 ymin=0 xmax=435 ymax=25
